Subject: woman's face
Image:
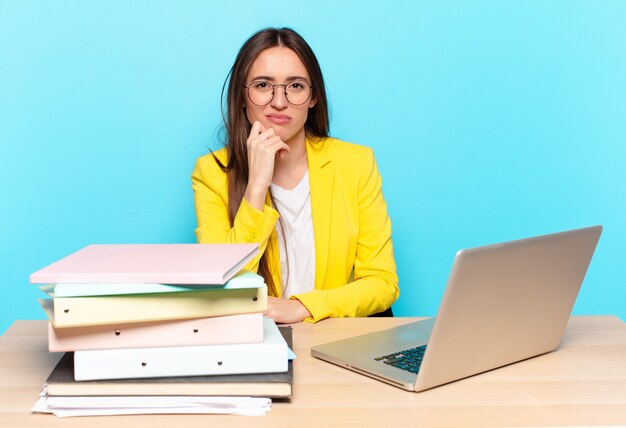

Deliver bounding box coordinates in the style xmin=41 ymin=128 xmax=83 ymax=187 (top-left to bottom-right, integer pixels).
xmin=244 ymin=47 xmax=316 ymax=144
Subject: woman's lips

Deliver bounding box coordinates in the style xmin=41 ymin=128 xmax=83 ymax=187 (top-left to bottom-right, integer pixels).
xmin=265 ymin=114 xmax=291 ymax=125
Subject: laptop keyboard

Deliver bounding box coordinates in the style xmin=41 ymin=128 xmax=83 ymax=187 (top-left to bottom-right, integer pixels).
xmin=375 ymin=345 xmax=427 ymax=374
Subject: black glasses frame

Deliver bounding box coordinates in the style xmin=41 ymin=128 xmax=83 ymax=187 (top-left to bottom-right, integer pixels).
xmin=243 ymin=80 xmax=314 ymax=106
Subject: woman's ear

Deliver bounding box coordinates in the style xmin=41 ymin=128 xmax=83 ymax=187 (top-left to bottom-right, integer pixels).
xmin=309 ymin=97 xmax=317 ymax=108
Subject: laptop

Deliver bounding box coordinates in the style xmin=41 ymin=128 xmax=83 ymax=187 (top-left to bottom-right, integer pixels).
xmin=311 ymin=225 xmax=602 ymax=392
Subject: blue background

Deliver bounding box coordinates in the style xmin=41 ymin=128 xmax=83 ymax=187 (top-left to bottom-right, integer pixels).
xmin=1 ymin=1 xmax=624 ymax=334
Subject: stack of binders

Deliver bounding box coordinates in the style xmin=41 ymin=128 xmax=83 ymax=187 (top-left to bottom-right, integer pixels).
xmin=29 ymin=244 xmax=293 ymax=407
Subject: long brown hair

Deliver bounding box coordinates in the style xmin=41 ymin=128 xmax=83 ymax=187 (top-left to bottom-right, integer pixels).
xmin=216 ymin=27 xmax=329 ymax=296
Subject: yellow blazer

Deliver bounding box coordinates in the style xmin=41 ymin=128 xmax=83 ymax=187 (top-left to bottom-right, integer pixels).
xmin=191 ymin=137 xmax=399 ymax=322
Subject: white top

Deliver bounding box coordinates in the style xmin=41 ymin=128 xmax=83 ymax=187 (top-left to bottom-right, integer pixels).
xmin=270 ymin=171 xmax=316 ymax=298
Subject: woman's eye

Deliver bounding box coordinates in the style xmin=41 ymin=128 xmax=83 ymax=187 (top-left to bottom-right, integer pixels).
xmin=288 ymin=82 xmax=305 ymax=91
xmin=253 ymin=81 xmax=272 ymax=90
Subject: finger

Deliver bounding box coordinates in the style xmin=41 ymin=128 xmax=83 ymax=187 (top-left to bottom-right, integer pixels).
xmin=247 ymin=121 xmax=264 ymax=145
xmin=263 ymin=136 xmax=290 ymax=153
xmin=275 ymin=140 xmax=291 ymax=153
xmin=273 ymin=142 xmax=291 ymax=159
xmin=273 ymin=143 xmax=291 ymax=160
xmin=277 ymin=145 xmax=291 ymax=159
xmin=251 ymin=121 xmax=263 ymax=135
xmin=250 ymin=129 xmax=279 ymax=148
xmin=260 ymin=127 xmax=275 ymax=139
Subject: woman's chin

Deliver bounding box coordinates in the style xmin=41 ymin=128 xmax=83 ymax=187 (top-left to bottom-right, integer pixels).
xmin=277 ymin=131 xmax=292 ymax=142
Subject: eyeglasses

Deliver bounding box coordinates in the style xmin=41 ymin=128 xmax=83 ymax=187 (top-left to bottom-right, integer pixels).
xmin=243 ymin=80 xmax=314 ymax=106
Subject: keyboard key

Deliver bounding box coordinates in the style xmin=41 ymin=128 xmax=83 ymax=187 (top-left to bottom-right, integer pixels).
xmin=375 ymin=345 xmax=427 ymax=374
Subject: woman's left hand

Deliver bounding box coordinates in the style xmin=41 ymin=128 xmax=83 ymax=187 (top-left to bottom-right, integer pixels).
xmin=264 ymin=296 xmax=312 ymax=324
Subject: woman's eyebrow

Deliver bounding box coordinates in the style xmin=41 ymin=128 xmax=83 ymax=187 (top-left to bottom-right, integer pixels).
xmin=249 ymin=75 xmax=309 ymax=82
xmin=249 ymin=75 xmax=275 ymax=81
xmin=285 ymin=75 xmax=309 ymax=81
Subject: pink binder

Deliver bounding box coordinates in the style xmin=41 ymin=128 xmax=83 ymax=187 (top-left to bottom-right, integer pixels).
xmin=30 ymin=244 xmax=259 ymax=284
xmin=48 ymin=313 xmax=264 ymax=352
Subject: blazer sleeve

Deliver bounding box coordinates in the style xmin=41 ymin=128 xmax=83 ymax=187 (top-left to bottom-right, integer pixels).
xmin=293 ymin=148 xmax=400 ymax=321
xmin=191 ymin=154 xmax=280 ymax=273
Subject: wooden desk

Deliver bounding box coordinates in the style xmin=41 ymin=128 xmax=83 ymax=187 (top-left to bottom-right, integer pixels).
xmin=1 ymin=316 xmax=625 ymax=427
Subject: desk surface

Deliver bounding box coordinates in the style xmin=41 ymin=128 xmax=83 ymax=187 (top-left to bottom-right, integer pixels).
xmin=1 ymin=316 xmax=625 ymax=427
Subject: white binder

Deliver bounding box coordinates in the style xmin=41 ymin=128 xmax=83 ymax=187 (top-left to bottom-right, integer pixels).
xmin=74 ymin=318 xmax=288 ymax=381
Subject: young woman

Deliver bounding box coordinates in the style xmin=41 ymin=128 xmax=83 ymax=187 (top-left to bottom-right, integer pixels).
xmin=192 ymin=27 xmax=399 ymax=323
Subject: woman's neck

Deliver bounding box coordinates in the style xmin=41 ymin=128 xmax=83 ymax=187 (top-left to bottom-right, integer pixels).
xmin=272 ymin=130 xmax=308 ymax=190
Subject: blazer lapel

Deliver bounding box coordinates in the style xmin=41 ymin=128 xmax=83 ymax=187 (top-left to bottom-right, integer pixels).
xmin=307 ymin=137 xmax=334 ymax=289
xmin=264 ymin=193 xmax=283 ymax=297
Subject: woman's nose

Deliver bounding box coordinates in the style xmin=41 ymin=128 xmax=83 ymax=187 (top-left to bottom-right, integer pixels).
xmin=270 ymin=86 xmax=288 ymax=109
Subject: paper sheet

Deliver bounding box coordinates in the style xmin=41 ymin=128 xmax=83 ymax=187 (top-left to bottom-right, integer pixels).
xmin=32 ymin=394 xmax=271 ymax=417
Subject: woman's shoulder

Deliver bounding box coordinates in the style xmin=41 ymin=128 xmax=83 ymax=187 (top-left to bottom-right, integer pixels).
xmin=310 ymin=136 xmax=374 ymax=160
xmin=192 ymin=147 xmax=229 ymax=178
xmin=308 ymin=137 xmax=378 ymax=184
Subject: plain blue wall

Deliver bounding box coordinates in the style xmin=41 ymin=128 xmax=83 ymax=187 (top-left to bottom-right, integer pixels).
xmin=1 ymin=1 xmax=625 ymax=334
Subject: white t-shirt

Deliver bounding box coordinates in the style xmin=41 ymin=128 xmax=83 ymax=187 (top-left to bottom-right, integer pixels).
xmin=269 ymin=170 xmax=316 ymax=298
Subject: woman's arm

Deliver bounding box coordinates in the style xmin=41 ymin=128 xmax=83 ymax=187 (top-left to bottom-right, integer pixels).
xmin=191 ymin=152 xmax=279 ymax=272
xmin=193 ymin=151 xmax=315 ymax=324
